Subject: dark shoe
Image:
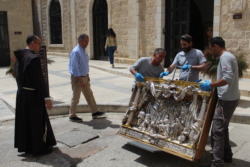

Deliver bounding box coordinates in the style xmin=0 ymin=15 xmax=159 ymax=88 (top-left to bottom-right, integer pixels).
xmin=69 ymin=116 xmax=83 ymax=122
xmin=92 ymin=111 xmax=106 ymax=118
xmin=33 ymin=148 xmax=52 ymax=157
xmin=224 ymin=158 xmax=233 ymax=163
xmin=199 ymin=165 xmax=211 ymax=167
xmin=25 ymin=150 xmax=31 ymax=154
xmin=211 ymin=153 xmax=232 ymax=163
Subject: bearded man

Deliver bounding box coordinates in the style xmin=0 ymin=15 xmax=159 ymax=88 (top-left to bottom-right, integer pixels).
xmin=160 ymin=34 xmax=207 ymax=82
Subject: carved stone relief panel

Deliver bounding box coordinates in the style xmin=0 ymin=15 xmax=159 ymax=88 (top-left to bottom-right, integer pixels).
xmin=230 ymin=0 xmax=247 ymax=13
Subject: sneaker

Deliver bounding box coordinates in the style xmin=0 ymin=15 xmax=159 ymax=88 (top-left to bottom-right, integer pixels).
xmin=33 ymin=148 xmax=53 ymax=157
xmin=92 ymin=111 xmax=106 ymax=118
xmin=69 ymin=116 xmax=83 ymax=122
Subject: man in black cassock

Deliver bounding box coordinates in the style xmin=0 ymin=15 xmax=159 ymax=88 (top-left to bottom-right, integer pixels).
xmin=14 ymin=35 xmax=56 ymax=156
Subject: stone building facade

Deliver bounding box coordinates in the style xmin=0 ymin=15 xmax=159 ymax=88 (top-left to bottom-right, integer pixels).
xmin=31 ymin=0 xmax=250 ymax=67
xmin=0 ymin=0 xmax=33 ymax=67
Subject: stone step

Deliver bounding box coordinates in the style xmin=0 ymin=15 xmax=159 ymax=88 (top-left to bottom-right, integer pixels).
xmin=114 ymin=57 xmax=136 ymax=65
xmin=243 ymin=69 xmax=250 ymax=79
xmin=231 ymin=96 xmax=250 ymax=124
xmin=47 ymin=52 xmax=69 ymax=57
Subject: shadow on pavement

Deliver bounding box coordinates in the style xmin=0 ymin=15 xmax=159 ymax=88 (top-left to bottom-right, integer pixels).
xmin=228 ymin=158 xmax=250 ymax=167
xmin=52 ymin=100 xmax=65 ymax=105
xmin=113 ymin=67 xmax=128 ymax=69
xmin=79 ymin=117 xmax=120 ymax=130
xmin=121 ymin=143 xmax=209 ymax=167
xmin=238 ymin=99 xmax=250 ymax=109
xmin=53 ymin=147 xmax=83 ymax=165
xmin=121 ymin=139 xmax=241 ymax=167
xmin=20 ymin=147 xmax=82 ymax=166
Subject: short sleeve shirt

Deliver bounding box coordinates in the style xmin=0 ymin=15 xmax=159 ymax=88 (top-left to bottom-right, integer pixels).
xmin=130 ymin=57 xmax=164 ymax=88
xmin=172 ymin=49 xmax=206 ymax=82
xmin=217 ymin=51 xmax=239 ymax=100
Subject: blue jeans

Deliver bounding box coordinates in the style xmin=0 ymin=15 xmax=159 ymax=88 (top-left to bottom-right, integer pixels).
xmin=107 ymin=46 xmax=116 ymax=64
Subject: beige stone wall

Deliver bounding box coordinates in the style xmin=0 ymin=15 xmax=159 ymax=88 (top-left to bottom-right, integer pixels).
xmin=111 ymin=0 xmax=129 ymax=58
xmin=220 ymin=0 xmax=250 ymax=65
xmin=111 ymin=0 xmax=158 ymax=60
xmin=40 ymin=0 xmax=72 ymax=54
xmin=0 ymin=0 xmax=33 ymax=63
xmin=139 ymin=0 xmax=157 ymax=57
xmin=75 ymin=0 xmax=87 ymax=38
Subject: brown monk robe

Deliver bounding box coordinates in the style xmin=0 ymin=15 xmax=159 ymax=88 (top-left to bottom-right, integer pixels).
xmin=14 ymin=48 xmax=56 ymax=155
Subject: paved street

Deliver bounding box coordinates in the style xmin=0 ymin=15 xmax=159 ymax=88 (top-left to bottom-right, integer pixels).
xmin=0 ymin=99 xmax=13 ymax=117
xmin=1 ymin=56 xmax=250 ymax=166
xmin=0 ymin=113 xmax=250 ymax=167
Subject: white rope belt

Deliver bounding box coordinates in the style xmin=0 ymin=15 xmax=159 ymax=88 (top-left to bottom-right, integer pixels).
xmin=22 ymin=87 xmax=35 ymax=90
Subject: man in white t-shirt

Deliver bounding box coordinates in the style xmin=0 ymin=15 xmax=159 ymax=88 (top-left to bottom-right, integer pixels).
xmin=160 ymin=34 xmax=207 ymax=82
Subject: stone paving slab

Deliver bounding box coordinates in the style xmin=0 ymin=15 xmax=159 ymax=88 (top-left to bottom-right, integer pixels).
xmin=0 ymin=98 xmax=13 ymax=117
xmin=56 ymin=128 xmax=99 ymax=147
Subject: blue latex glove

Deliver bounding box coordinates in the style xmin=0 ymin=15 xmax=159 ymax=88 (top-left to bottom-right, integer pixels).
xmin=195 ymin=79 xmax=202 ymax=83
xmin=135 ymin=72 xmax=144 ymax=82
xmin=182 ymin=65 xmax=191 ymax=71
xmin=160 ymin=72 xmax=169 ymax=78
xmin=199 ymin=80 xmax=212 ymax=91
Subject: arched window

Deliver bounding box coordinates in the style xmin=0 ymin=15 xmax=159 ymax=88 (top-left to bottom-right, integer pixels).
xmin=49 ymin=0 xmax=62 ymax=44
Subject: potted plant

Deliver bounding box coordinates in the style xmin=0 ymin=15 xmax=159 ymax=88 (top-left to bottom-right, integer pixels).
xmin=202 ymin=27 xmax=248 ymax=80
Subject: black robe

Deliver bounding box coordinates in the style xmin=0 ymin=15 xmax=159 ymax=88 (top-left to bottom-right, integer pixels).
xmin=14 ymin=49 xmax=56 ymax=154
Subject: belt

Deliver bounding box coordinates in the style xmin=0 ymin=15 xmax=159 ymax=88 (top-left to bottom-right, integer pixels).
xmin=81 ymin=74 xmax=89 ymax=77
xmin=22 ymin=87 xmax=35 ymax=90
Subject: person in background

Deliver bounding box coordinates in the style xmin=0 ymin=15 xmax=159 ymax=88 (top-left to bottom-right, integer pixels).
xmin=68 ymin=34 xmax=105 ymax=122
xmin=14 ymin=35 xmax=56 ymax=156
xmin=199 ymin=37 xmax=239 ymax=167
xmin=129 ymin=48 xmax=166 ymax=90
xmin=160 ymin=34 xmax=207 ymax=82
xmin=104 ymin=28 xmax=117 ymax=68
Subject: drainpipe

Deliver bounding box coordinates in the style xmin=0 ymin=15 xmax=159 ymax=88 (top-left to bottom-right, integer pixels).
xmin=136 ymin=0 xmax=140 ymax=60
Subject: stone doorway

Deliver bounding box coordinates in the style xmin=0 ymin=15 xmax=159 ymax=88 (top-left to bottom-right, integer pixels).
xmin=164 ymin=0 xmax=214 ymax=67
xmin=92 ymin=0 xmax=108 ymax=61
